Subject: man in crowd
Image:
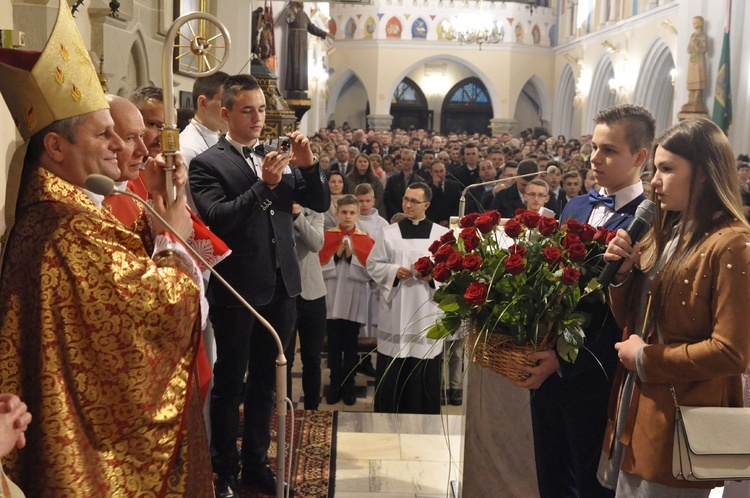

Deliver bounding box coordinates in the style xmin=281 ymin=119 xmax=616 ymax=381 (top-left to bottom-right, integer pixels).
xmin=489 ymin=159 xmax=540 ymax=217
xmin=425 ymin=161 xmax=461 ymax=226
xmin=464 ymin=159 xmax=497 ymax=214
xmin=0 ymin=2 xmax=212 ymax=494
xmin=331 ymin=143 xmax=351 ymax=175
xmin=383 ymin=148 xmax=425 ymax=220
xmin=523 ymin=178 xmax=551 ymax=214
xmin=451 ymin=142 xmax=481 ymax=189
xmin=367 ymin=183 xmax=449 ymax=414
xmin=559 ymin=170 xmax=582 ymax=213
xmin=189 ymin=74 xmax=329 ymax=497
xmin=513 ymin=104 xmax=654 ymax=498
xmin=129 ymin=86 xmax=167 ymax=159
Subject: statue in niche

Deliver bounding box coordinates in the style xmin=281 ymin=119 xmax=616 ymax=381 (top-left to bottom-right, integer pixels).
xmin=284 ymin=1 xmax=331 ymax=99
xmin=686 ymin=16 xmax=707 ymax=107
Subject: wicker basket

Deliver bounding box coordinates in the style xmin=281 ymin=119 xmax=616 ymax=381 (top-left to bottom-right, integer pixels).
xmin=465 ymin=331 xmax=555 ymax=382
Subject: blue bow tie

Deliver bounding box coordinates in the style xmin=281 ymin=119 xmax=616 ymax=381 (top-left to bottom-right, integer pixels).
xmin=242 ymin=143 xmax=266 ymax=158
xmin=587 ymin=188 xmax=615 ymax=209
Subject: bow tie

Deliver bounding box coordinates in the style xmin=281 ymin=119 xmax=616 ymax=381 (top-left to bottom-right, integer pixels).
xmin=587 ymin=188 xmax=615 ymax=209
xmin=242 ymin=143 xmax=266 ymax=158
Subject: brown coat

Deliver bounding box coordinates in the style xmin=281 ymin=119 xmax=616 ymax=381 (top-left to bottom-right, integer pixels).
xmin=604 ymin=219 xmax=750 ymax=488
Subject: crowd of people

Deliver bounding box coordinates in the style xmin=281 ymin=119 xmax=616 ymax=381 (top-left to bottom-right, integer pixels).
xmin=1 ymin=3 xmax=750 ymax=498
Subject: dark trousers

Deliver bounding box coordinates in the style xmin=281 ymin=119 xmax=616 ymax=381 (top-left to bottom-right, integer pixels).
xmin=326 ymin=318 xmax=360 ymax=394
xmin=209 ymin=276 xmax=296 ymax=478
xmin=374 ymin=352 xmax=442 ymax=414
xmin=285 ymin=295 xmax=326 ymax=410
xmin=529 ymin=373 xmax=615 ymax=498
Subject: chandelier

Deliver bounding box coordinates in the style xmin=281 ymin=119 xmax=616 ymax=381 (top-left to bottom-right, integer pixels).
xmin=450 ymin=9 xmax=501 ymax=50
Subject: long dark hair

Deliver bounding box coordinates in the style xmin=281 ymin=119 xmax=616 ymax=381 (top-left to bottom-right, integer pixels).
xmin=347 ymin=153 xmax=377 ymax=183
xmin=639 ymin=119 xmax=748 ymax=320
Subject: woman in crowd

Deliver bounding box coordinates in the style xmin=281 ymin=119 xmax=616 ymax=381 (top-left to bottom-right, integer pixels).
xmin=382 ymin=154 xmax=396 ymax=176
xmin=600 ymin=118 xmax=750 ymax=497
xmin=345 ymin=153 xmax=385 ymax=214
xmin=318 ymin=154 xmax=331 ymax=171
xmin=324 ymin=170 xmax=350 ymax=230
xmin=366 ymin=140 xmax=382 ymax=155
xmin=368 ymin=153 xmax=386 ymax=185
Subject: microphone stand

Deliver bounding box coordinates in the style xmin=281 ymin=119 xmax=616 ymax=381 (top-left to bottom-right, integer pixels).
xmin=458 ymin=166 xmax=559 ymax=218
xmin=86 ymin=176 xmax=289 ymax=498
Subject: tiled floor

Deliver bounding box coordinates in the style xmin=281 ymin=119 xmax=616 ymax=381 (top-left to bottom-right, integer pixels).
xmin=287 ymin=346 xmax=464 ymax=497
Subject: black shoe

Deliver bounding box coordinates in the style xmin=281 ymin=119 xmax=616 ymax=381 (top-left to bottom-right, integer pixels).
xmin=358 ymin=360 xmax=377 ymax=377
xmin=241 ymin=464 xmax=293 ymax=496
xmin=326 ymin=385 xmax=341 ymax=404
xmin=342 ymin=390 xmax=356 ymax=406
xmin=449 ymin=389 xmax=463 ymax=406
xmin=214 ymin=474 xmax=238 ymax=498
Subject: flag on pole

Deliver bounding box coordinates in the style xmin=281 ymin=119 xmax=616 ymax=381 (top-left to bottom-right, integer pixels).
xmin=712 ymin=0 xmax=732 ymax=133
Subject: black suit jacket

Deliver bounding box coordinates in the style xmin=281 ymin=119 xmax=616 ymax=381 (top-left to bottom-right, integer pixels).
xmin=189 ymin=136 xmax=330 ymax=307
xmin=383 ymin=171 xmax=426 ymax=220
xmin=426 ymin=179 xmax=461 ymax=225
xmin=329 ymin=161 xmax=351 ymax=176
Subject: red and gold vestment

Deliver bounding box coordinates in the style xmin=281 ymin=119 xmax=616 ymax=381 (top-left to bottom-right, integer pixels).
xmin=0 ymin=167 xmax=213 ymax=497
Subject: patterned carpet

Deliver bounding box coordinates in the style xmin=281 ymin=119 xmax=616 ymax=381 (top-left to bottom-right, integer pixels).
xmin=239 ymin=409 xmax=337 ymax=498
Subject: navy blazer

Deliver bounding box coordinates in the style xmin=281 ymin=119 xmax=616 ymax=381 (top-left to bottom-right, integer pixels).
xmin=557 ymin=191 xmax=646 ymax=378
xmin=189 ymin=136 xmax=330 ymax=307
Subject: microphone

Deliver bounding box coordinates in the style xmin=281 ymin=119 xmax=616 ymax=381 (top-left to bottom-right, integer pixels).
xmin=458 ymin=165 xmax=560 ymax=218
xmin=597 ymin=199 xmax=656 ymax=287
xmin=85 ymin=174 xmax=291 ymax=493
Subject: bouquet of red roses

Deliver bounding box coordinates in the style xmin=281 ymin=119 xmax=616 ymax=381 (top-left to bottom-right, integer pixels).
xmin=415 ymin=209 xmax=615 ymax=363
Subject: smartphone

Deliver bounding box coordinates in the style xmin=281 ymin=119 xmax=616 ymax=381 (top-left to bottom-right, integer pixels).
xmin=269 ymin=137 xmax=290 ymax=153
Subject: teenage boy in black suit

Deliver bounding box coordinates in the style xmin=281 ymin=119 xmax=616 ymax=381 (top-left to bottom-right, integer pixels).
xmin=189 ymin=74 xmax=330 ymax=497
xmin=512 ymin=104 xmax=655 ymax=498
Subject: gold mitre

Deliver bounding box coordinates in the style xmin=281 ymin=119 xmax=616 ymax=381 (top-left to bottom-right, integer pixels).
xmin=0 ymin=0 xmax=108 ymax=141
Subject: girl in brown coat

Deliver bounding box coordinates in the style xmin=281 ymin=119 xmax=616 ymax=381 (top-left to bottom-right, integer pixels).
xmin=601 ymin=118 xmax=750 ymax=496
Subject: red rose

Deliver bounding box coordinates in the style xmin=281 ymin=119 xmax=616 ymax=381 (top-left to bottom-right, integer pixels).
xmin=561 ymin=267 xmax=582 ymax=286
xmin=504 ymin=253 xmax=525 ymax=275
xmin=562 ymin=233 xmax=581 ymax=249
xmin=414 ymin=256 xmax=434 ymax=276
xmin=459 ymin=212 xmax=480 ymax=228
xmin=486 ymin=210 xmax=502 ymax=225
xmin=475 ymin=213 xmax=497 ymax=234
xmin=464 ymin=282 xmax=488 ymax=305
xmin=521 ymin=211 xmax=541 ymax=229
xmin=428 ymin=240 xmax=441 ymax=255
xmin=605 ymin=229 xmax=617 ymax=245
xmin=579 ymin=223 xmax=597 ymax=242
xmin=446 ymin=252 xmax=464 ymax=271
xmin=567 ymin=242 xmax=587 ymax=262
xmin=566 ymin=218 xmax=583 ymax=235
xmin=463 ymin=253 xmax=482 ymax=271
xmin=542 ymin=246 xmax=562 ymax=264
xmin=463 ymin=231 xmax=481 ymax=251
xmin=440 ymin=230 xmax=457 ymax=245
xmin=504 ymin=219 xmax=523 ymax=238
xmin=538 ymin=216 xmax=558 ymax=236
xmin=508 ymin=244 xmax=527 ymax=256
xmin=433 ymin=263 xmax=452 ymax=283
xmin=592 ymin=226 xmax=609 ymax=246
xmin=433 ymin=243 xmax=455 ymax=263
xmin=514 ymin=208 xmax=528 ymax=220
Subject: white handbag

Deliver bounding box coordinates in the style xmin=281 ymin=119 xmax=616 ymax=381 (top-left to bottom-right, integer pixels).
xmin=672 ymin=384 xmax=750 ymax=481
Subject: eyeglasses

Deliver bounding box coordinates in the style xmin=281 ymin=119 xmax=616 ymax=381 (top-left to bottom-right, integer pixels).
xmin=525 ymin=193 xmax=549 ymax=199
xmin=402 ymin=197 xmax=428 ymax=205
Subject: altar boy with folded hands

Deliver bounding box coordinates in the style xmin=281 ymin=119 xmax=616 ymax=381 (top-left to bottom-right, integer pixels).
xmin=319 ymin=195 xmax=375 ymax=405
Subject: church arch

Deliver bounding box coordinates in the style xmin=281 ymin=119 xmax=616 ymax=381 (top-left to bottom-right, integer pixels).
xmin=553 ymin=64 xmax=577 ymax=138
xmin=583 ymin=55 xmax=616 ymax=134
xmin=633 ymin=38 xmax=675 ymax=135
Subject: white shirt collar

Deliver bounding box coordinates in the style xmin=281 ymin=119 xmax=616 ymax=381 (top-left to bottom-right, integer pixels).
xmin=82 ymin=188 xmax=105 ymax=209
xmin=225 ymin=133 xmax=259 ymax=154
xmin=601 ymin=182 xmax=644 ymax=211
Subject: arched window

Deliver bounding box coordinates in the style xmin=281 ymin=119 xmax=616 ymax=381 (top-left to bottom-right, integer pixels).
xmin=390 ymin=77 xmax=432 ymax=130
xmin=441 ymin=77 xmax=493 ymax=134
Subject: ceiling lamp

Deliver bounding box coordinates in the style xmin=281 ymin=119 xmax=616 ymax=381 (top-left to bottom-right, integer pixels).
xmin=451 ymin=7 xmax=501 ymax=50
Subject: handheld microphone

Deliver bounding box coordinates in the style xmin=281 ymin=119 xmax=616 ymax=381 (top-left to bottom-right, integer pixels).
xmin=458 ymin=165 xmax=560 ymax=218
xmin=86 ymin=174 xmax=291 ymax=494
xmin=597 ymin=199 xmax=656 ymax=287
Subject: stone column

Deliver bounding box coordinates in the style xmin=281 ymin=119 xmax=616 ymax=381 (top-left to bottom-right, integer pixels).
xmin=490 ymin=118 xmax=516 ymax=136
xmin=366 ymin=113 xmax=393 ymax=131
